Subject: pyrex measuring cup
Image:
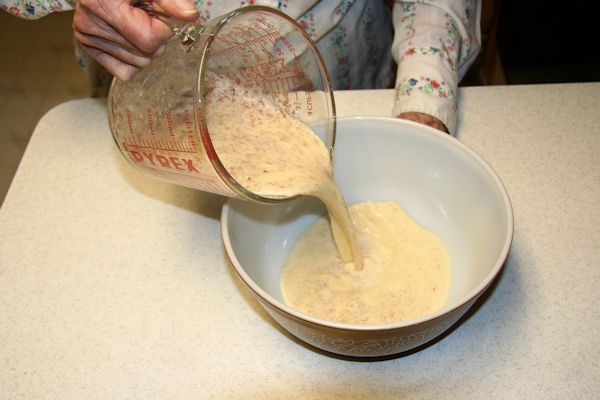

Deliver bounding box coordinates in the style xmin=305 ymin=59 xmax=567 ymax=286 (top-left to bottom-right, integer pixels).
xmin=108 ymin=4 xmax=336 ymax=203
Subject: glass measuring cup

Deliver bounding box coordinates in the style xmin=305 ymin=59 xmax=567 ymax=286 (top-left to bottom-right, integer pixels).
xmin=108 ymin=4 xmax=336 ymax=203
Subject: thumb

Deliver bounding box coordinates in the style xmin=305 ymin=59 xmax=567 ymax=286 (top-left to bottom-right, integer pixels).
xmin=153 ymin=0 xmax=199 ymax=22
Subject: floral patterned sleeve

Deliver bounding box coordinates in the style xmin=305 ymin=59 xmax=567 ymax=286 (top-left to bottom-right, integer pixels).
xmin=391 ymin=0 xmax=481 ymax=134
xmin=1 ymin=0 xmax=74 ymax=19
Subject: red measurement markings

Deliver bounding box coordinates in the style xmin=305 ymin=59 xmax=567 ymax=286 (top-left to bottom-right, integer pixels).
xmin=126 ymin=108 xmax=134 ymax=134
xmin=146 ymin=108 xmax=155 ymax=135
xmin=122 ymin=135 xmax=196 ymax=153
xmin=166 ymin=107 xmax=174 ymax=137
xmin=185 ymin=108 xmax=197 ymax=150
xmin=208 ymin=20 xmax=312 ymax=114
xmin=211 ymin=30 xmax=281 ymax=57
xmin=238 ymin=58 xmax=294 ymax=82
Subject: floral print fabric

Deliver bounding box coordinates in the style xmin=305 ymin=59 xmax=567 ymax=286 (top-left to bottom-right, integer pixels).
xmin=1 ymin=0 xmax=480 ymax=133
xmin=190 ymin=0 xmax=397 ymax=90
xmin=1 ymin=0 xmax=73 ymax=19
xmin=392 ymin=0 xmax=481 ymax=132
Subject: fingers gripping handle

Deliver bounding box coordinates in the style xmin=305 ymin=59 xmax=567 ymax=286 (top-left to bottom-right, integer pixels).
xmin=133 ymin=0 xmax=203 ymax=46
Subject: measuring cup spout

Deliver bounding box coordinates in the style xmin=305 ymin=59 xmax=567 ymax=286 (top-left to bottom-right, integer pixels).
xmin=133 ymin=0 xmax=204 ymax=47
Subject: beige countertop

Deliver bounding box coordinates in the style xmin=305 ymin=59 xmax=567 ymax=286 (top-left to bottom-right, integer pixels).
xmin=1 ymin=83 xmax=599 ymax=398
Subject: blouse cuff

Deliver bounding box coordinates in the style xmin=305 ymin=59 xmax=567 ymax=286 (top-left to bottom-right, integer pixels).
xmin=392 ymin=62 xmax=458 ymax=134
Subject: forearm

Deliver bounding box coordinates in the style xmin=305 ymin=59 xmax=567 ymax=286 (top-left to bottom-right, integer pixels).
xmin=391 ymin=0 xmax=481 ymax=134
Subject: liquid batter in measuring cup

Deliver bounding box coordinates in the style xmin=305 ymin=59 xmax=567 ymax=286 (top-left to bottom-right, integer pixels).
xmin=108 ymin=5 xmax=361 ymax=266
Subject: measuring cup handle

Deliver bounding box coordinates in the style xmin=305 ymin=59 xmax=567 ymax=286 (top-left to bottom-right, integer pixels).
xmin=133 ymin=0 xmax=203 ymax=46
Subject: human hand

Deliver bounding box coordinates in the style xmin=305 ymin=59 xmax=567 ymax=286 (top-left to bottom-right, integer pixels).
xmin=398 ymin=112 xmax=448 ymax=133
xmin=73 ymin=0 xmax=199 ymax=81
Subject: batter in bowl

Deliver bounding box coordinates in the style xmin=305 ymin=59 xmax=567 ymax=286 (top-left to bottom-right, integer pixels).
xmin=281 ymin=201 xmax=451 ymax=325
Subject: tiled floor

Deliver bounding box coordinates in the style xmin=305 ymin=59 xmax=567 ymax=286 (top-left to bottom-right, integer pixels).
xmin=0 ymin=10 xmax=89 ymax=206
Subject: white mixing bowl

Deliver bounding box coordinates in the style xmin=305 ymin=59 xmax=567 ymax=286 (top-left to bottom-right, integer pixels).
xmin=221 ymin=116 xmax=513 ymax=357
